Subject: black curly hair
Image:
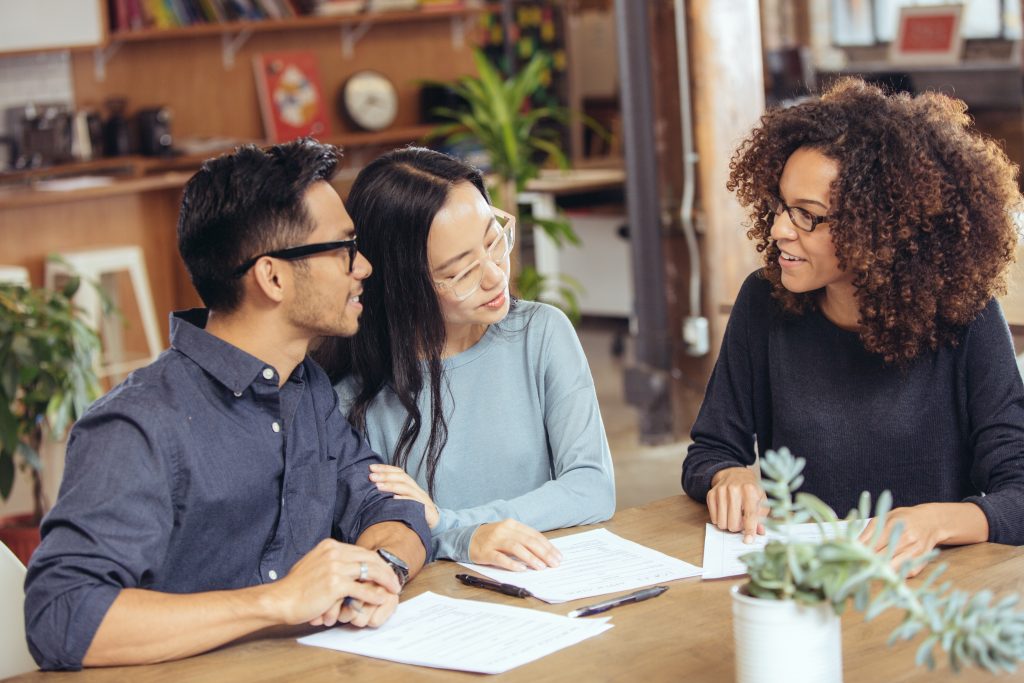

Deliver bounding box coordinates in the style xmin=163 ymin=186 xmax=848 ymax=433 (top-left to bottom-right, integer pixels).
xmin=727 ymin=77 xmax=1021 ymax=363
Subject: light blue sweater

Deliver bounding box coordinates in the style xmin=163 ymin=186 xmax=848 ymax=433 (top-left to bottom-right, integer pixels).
xmin=336 ymin=301 xmax=616 ymax=561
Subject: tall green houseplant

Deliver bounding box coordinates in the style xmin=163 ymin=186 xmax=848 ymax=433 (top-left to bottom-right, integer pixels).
xmin=0 ymin=277 xmax=102 ymax=524
xmin=428 ymin=49 xmax=592 ymax=318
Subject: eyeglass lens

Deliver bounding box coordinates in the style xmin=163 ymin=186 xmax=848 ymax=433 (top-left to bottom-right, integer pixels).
xmin=449 ymin=220 xmax=513 ymax=299
xmin=773 ymin=199 xmax=816 ymax=232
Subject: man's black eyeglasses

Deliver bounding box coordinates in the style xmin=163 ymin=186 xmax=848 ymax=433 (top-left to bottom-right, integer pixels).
xmin=233 ymin=238 xmax=358 ymax=278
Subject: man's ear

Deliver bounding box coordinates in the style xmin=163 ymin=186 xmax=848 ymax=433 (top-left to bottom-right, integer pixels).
xmin=251 ymin=257 xmax=288 ymax=304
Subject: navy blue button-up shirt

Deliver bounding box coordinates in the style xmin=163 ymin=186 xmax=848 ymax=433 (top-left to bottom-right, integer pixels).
xmin=24 ymin=309 xmax=429 ymax=670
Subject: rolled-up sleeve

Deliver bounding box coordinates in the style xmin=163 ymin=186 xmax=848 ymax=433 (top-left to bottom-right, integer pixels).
xmin=24 ymin=409 xmax=174 ymax=670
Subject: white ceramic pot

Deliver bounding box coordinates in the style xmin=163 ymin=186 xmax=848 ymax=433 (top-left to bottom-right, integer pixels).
xmin=731 ymin=584 xmax=843 ymax=683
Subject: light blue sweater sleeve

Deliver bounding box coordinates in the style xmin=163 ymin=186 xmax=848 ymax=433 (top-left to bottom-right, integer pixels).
xmin=429 ymin=305 xmax=616 ymax=561
xmin=335 ymin=302 xmax=616 ymax=563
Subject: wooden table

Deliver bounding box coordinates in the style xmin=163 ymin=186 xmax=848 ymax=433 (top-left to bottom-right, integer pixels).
xmin=10 ymin=496 xmax=1024 ymax=682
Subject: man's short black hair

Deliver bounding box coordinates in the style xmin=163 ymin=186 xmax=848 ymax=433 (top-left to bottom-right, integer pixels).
xmin=177 ymin=138 xmax=342 ymax=312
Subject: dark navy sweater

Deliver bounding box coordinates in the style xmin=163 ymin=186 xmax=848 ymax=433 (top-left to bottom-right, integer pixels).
xmin=683 ymin=270 xmax=1024 ymax=545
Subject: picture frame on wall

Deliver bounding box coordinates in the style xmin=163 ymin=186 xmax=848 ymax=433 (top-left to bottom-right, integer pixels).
xmin=889 ymin=4 xmax=963 ymax=65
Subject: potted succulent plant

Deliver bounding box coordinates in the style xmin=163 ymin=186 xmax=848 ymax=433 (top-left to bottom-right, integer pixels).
xmin=734 ymin=447 xmax=1024 ymax=683
xmin=0 ymin=275 xmax=102 ymax=564
xmin=427 ymin=49 xmax=603 ymax=320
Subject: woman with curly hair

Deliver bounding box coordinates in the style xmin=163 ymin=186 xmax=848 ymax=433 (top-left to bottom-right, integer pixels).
xmin=682 ymin=78 xmax=1024 ymax=568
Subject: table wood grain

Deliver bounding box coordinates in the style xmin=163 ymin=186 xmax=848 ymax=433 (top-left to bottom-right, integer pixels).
xmin=10 ymin=496 xmax=1024 ymax=682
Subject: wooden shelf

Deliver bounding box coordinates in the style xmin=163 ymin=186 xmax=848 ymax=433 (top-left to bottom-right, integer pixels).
xmin=0 ymin=124 xmax=438 ymax=186
xmin=0 ymin=172 xmax=192 ymax=210
xmin=108 ymin=7 xmax=481 ymax=43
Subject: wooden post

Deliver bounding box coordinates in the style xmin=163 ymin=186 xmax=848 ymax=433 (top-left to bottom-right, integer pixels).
xmin=663 ymin=0 xmax=765 ymax=433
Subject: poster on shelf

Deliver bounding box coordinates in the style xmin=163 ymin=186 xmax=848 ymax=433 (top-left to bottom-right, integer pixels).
xmin=889 ymin=4 xmax=964 ymax=65
xmin=253 ymin=51 xmax=332 ymax=142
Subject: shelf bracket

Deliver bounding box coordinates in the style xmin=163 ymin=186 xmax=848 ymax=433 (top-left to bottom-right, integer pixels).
xmin=450 ymin=15 xmax=475 ymax=51
xmin=221 ymin=28 xmax=253 ymax=70
xmin=340 ymin=18 xmax=375 ymax=60
xmin=93 ymin=41 xmax=123 ymax=83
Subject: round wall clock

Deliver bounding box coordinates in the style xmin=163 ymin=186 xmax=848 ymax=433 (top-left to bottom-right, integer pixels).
xmin=339 ymin=71 xmax=399 ymax=132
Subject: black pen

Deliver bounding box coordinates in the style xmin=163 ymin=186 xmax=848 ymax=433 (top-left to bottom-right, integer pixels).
xmin=567 ymin=585 xmax=669 ymax=618
xmin=455 ymin=573 xmax=533 ymax=599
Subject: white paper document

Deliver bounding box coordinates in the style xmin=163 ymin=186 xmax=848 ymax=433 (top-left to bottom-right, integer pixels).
xmin=458 ymin=528 xmax=703 ymax=603
xmin=702 ymin=520 xmax=865 ymax=579
xmin=297 ymin=591 xmax=613 ymax=674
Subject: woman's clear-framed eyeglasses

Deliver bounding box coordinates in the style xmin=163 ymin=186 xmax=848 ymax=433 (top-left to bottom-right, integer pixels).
xmin=434 ymin=208 xmax=516 ymax=301
xmin=767 ymin=195 xmax=833 ymax=233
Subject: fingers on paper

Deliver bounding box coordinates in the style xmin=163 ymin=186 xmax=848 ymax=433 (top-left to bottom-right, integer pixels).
xmin=709 ymin=480 xmax=764 ymax=539
xmin=473 ymin=520 xmax=561 ymax=571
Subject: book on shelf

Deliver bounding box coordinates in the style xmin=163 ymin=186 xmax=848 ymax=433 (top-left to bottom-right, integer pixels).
xmin=366 ymin=0 xmax=419 ymax=11
xmin=253 ymin=51 xmax=332 ymax=143
xmin=111 ymin=0 xmax=303 ymax=30
xmin=419 ymin=0 xmax=463 ymax=10
xmin=314 ymin=0 xmax=364 ymax=15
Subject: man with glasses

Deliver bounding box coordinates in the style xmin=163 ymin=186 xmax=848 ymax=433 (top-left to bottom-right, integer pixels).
xmin=24 ymin=139 xmax=429 ymax=670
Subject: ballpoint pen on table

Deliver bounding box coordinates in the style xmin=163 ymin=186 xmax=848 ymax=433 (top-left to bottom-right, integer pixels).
xmin=567 ymin=585 xmax=669 ymax=618
xmin=455 ymin=573 xmax=534 ymax=599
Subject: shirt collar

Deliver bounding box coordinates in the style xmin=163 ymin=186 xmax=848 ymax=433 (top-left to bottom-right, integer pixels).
xmin=169 ymin=309 xmax=291 ymax=394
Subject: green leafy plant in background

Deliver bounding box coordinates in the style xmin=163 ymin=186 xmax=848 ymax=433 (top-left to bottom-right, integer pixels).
xmin=742 ymin=448 xmax=1024 ymax=673
xmin=515 ymin=266 xmax=582 ymax=326
xmin=427 ymin=49 xmax=608 ymax=321
xmin=0 ymin=273 xmax=102 ymax=524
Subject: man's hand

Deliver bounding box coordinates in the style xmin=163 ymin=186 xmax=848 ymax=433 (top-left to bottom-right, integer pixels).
xmin=858 ymin=502 xmax=988 ymax=578
xmin=331 ymin=593 xmax=399 ymax=629
xmin=369 ymin=464 xmax=440 ymax=529
xmin=266 ymin=539 xmax=400 ymax=627
xmin=469 ymin=519 xmax=562 ymax=571
xmin=707 ymin=467 xmax=767 ymax=543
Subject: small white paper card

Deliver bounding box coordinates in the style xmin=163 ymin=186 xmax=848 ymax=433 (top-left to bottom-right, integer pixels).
xmin=702 ymin=520 xmax=865 ymax=580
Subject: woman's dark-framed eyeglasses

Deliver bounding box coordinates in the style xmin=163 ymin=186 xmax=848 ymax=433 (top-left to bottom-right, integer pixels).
xmin=233 ymin=238 xmax=358 ymax=278
xmin=767 ymin=196 xmax=833 ymax=233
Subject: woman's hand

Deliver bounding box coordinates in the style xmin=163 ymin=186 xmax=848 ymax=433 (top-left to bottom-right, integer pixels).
xmin=369 ymin=464 xmax=439 ymax=529
xmin=707 ymin=466 xmax=767 ymax=543
xmin=469 ymin=519 xmax=563 ymax=571
xmin=858 ymin=502 xmax=989 ymax=578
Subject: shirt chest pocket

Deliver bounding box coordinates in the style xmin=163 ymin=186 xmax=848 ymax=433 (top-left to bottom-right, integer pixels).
xmin=285 ymin=459 xmax=338 ymax=554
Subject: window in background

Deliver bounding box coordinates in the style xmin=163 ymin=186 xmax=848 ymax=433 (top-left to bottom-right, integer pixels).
xmin=832 ymin=0 xmax=1021 ymax=43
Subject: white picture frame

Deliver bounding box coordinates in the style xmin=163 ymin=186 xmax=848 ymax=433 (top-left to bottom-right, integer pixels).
xmin=889 ymin=4 xmax=964 ymax=66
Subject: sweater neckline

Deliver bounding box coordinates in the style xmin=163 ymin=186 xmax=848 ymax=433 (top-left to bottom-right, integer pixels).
xmin=438 ymin=323 xmax=499 ymax=370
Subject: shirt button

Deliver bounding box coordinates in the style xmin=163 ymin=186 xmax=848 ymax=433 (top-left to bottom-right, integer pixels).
xmin=272 ymin=422 xmax=281 ymax=433
xmin=268 ymin=570 xmax=278 ymax=580
xmin=233 ymin=391 xmax=242 ymax=398
xmin=262 ymin=368 xmax=274 ymax=380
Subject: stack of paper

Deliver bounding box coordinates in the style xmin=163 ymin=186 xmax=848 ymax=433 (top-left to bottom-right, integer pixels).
xmin=701 ymin=521 xmax=864 ymax=579
xmin=299 ymin=592 xmax=613 ymax=674
xmin=458 ymin=528 xmax=703 ymax=603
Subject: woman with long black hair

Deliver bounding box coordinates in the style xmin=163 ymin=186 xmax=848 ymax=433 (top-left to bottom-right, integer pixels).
xmin=316 ymin=147 xmax=615 ymax=569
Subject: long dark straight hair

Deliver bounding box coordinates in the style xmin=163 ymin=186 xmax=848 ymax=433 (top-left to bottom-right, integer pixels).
xmin=315 ymin=147 xmax=490 ymax=496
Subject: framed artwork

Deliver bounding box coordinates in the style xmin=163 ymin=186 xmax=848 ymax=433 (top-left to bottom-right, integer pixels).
xmin=253 ymin=51 xmax=332 ymax=143
xmin=889 ymin=4 xmax=963 ymax=65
